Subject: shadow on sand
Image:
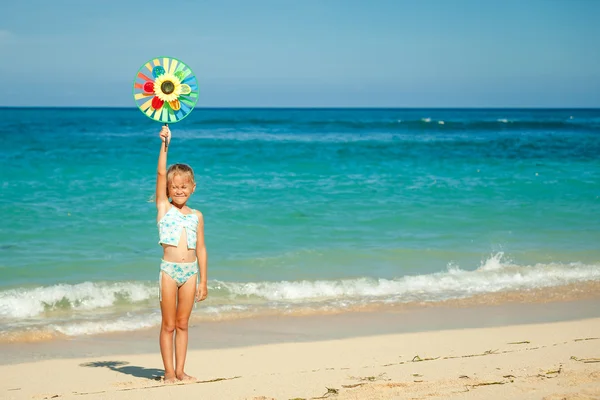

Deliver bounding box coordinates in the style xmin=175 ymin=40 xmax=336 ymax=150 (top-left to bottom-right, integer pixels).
xmin=80 ymin=361 xmax=163 ymax=380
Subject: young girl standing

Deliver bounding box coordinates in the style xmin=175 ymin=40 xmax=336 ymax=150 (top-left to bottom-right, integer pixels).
xmin=156 ymin=125 xmax=208 ymax=383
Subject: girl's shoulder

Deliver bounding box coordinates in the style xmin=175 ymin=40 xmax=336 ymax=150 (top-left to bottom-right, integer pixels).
xmin=192 ymin=208 xmax=204 ymax=226
xmin=188 ymin=207 xmax=203 ymax=219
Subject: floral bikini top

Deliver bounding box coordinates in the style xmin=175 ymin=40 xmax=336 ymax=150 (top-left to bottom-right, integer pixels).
xmin=158 ymin=206 xmax=199 ymax=249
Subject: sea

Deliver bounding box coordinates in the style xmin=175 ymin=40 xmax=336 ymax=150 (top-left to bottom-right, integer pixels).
xmin=0 ymin=107 xmax=599 ymax=342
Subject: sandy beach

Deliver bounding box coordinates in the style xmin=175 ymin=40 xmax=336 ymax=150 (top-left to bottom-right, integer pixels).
xmin=1 ymin=298 xmax=599 ymax=400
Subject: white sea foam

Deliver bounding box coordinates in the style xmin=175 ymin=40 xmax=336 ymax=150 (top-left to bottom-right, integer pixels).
xmin=217 ymin=255 xmax=600 ymax=303
xmin=421 ymin=118 xmax=431 ymax=123
xmin=477 ymin=251 xmax=506 ymax=271
xmin=497 ymin=118 xmax=509 ymax=123
xmin=0 ymin=281 xmax=155 ymax=318
xmin=51 ymin=313 xmax=161 ymax=336
xmin=1 ymin=254 xmax=599 ymax=326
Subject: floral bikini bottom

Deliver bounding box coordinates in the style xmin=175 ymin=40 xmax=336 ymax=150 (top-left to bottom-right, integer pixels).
xmin=159 ymin=259 xmax=198 ymax=301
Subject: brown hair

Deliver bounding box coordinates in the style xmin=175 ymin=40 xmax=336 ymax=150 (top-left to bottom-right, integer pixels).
xmin=166 ymin=163 xmax=195 ymax=196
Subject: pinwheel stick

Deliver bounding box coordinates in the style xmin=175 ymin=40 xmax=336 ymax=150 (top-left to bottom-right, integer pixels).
xmin=164 ymin=123 xmax=169 ymax=151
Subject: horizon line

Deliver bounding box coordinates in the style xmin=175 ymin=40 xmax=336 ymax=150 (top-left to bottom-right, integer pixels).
xmin=1 ymin=106 xmax=599 ymax=110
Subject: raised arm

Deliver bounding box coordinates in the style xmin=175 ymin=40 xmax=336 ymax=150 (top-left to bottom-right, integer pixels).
xmin=156 ymin=126 xmax=171 ymax=214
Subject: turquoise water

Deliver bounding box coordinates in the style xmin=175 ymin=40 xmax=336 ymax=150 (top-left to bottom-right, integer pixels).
xmin=1 ymin=108 xmax=599 ymax=338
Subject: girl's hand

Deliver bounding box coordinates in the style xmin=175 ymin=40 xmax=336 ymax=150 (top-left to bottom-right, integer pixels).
xmin=195 ymin=283 xmax=208 ymax=302
xmin=159 ymin=126 xmax=171 ymax=143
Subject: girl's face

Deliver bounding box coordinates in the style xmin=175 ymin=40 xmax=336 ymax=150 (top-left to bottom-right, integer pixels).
xmin=168 ymin=174 xmax=196 ymax=205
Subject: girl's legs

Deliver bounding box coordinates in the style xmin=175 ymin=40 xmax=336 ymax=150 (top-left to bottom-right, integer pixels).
xmin=159 ymin=272 xmax=178 ymax=383
xmin=174 ymin=274 xmax=197 ymax=380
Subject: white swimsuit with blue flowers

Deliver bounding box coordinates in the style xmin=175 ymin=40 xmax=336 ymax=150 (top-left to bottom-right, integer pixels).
xmin=158 ymin=206 xmax=198 ymax=249
xmin=157 ymin=206 xmax=199 ymax=300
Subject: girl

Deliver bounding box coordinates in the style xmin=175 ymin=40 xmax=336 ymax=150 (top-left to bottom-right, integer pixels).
xmin=156 ymin=125 xmax=208 ymax=383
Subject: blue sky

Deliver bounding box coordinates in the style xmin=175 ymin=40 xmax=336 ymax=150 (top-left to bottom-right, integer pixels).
xmin=0 ymin=0 xmax=598 ymax=107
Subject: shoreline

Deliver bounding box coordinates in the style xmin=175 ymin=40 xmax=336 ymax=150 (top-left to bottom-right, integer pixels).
xmin=1 ymin=293 xmax=599 ymax=366
xmin=1 ymin=279 xmax=599 ymax=347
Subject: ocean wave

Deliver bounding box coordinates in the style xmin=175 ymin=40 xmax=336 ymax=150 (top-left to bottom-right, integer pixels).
xmin=1 ymin=254 xmax=599 ymax=321
xmin=50 ymin=314 xmax=160 ymax=336
xmin=217 ymin=253 xmax=600 ymax=302
xmin=0 ymin=281 xmax=155 ymax=318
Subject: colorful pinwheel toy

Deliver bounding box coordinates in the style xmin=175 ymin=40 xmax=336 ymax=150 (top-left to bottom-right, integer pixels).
xmin=133 ymin=57 xmax=199 ymax=124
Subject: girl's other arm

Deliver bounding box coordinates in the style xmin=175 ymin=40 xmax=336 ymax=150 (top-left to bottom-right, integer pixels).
xmin=195 ymin=211 xmax=208 ymax=302
xmin=156 ymin=126 xmax=171 ymax=214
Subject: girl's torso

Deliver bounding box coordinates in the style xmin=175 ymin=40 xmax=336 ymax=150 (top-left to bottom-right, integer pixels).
xmin=157 ymin=205 xmax=199 ymax=263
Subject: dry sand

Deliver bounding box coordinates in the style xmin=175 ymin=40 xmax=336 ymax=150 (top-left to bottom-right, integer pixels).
xmin=1 ymin=314 xmax=599 ymax=400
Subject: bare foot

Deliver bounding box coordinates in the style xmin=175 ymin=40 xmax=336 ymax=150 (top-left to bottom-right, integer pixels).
xmin=176 ymin=373 xmax=197 ymax=382
xmin=163 ymin=373 xmax=177 ymax=384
